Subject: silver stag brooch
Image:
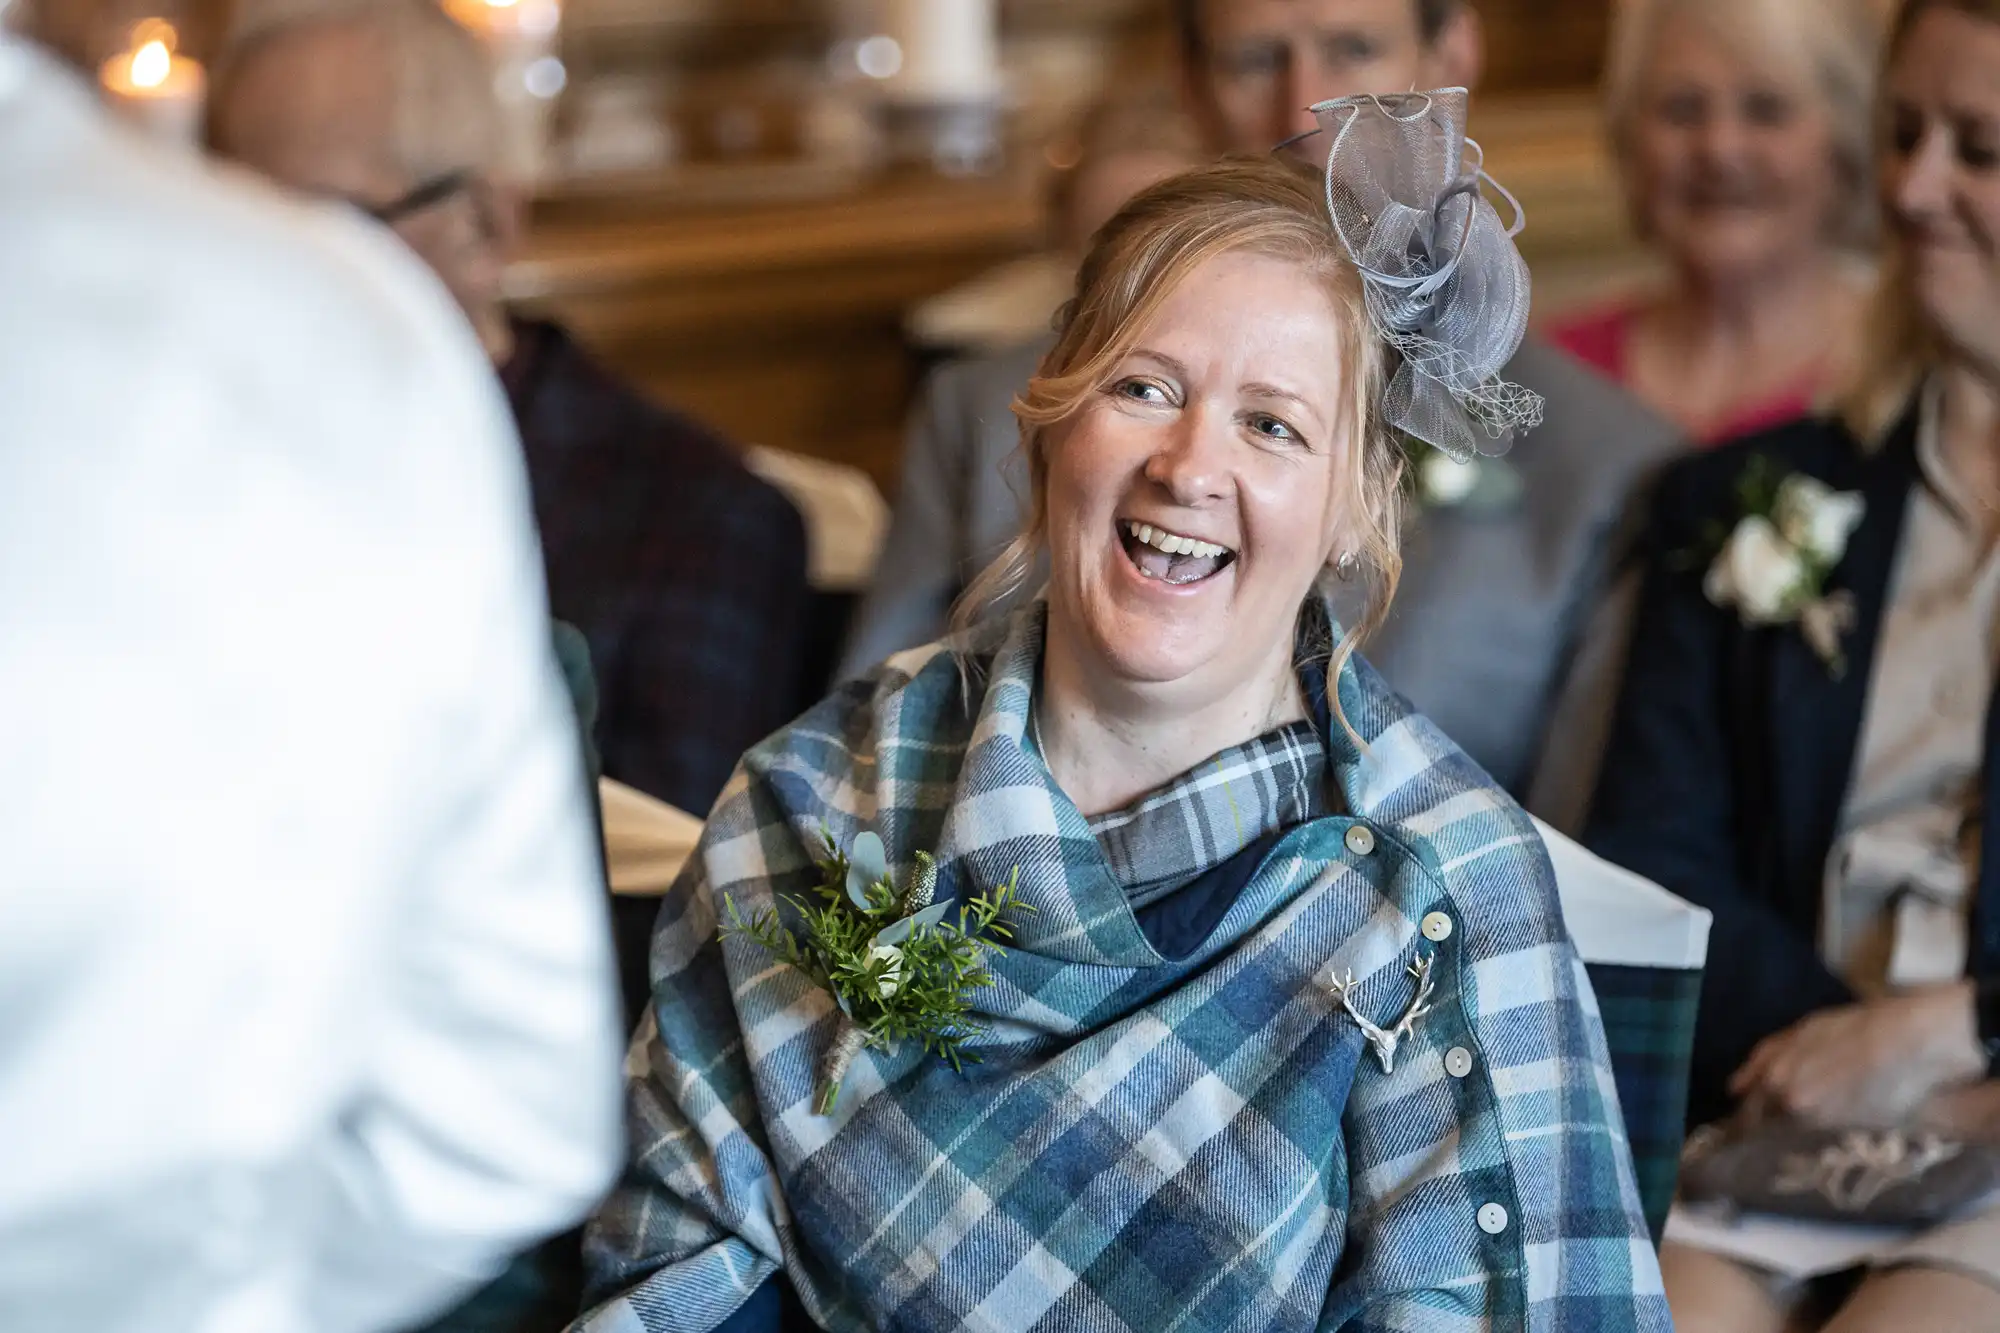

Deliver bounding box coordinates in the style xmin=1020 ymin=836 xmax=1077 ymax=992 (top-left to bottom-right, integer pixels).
xmin=1328 ymin=952 xmax=1437 ymax=1075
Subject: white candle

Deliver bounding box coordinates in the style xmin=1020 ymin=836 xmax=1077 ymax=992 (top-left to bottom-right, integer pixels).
xmin=882 ymin=0 xmax=1000 ymax=103
xmin=99 ymin=23 xmax=205 ymax=147
xmin=442 ymin=0 xmax=564 ymax=183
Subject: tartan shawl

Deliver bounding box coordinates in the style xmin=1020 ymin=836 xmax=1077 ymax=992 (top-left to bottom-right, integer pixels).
xmin=575 ymin=601 xmax=1668 ymax=1333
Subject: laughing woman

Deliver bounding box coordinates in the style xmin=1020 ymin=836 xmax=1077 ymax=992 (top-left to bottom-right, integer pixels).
xmin=572 ymin=98 xmax=1666 ymax=1333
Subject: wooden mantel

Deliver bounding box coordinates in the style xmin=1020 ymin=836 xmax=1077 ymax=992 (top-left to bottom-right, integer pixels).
xmin=507 ymin=168 xmax=1046 ymax=490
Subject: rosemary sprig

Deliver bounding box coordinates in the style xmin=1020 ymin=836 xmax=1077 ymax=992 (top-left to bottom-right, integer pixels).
xmin=723 ymin=829 xmax=1031 ymax=1114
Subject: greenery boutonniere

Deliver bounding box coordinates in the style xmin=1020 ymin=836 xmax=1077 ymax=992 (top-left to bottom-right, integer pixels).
xmin=725 ymin=831 xmax=1031 ymax=1114
xmin=1403 ymin=438 xmax=1524 ymax=513
xmin=1698 ymin=456 xmax=1866 ymax=676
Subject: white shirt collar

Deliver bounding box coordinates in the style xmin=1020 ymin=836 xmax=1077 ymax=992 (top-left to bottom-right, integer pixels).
xmin=1911 ymin=373 xmax=1974 ymax=527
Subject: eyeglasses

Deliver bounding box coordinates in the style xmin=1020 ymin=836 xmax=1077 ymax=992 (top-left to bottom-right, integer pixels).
xmin=362 ymin=170 xmax=474 ymax=225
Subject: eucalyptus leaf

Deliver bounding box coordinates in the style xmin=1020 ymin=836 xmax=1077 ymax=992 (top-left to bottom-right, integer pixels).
xmin=872 ymin=899 xmax=954 ymax=947
xmin=846 ymin=831 xmax=888 ymax=909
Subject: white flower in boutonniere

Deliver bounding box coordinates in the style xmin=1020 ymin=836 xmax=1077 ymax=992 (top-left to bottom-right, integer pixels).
xmin=722 ymin=830 xmax=1031 ymax=1114
xmin=1700 ymin=459 xmax=1865 ymax=676
xmin=865 ymin=944 xmax=907 ymax=998
xmin=1774 ymin=473 xmax=1867 ymax=565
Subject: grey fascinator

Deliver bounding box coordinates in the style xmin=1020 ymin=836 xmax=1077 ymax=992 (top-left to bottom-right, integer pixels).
xmin=1307 ymin=89 xmax=1544 ymax=461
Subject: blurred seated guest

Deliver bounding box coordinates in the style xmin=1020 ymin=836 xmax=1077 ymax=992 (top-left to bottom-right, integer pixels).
xmin=575 ymin=151 xmax=1665 ymax=1333
xmin=1587 ymin=2 xmax=2000 ymax=1325
xmin=904 ymin=90 xmax=1206 ymax=357
xmin=844 ymin=0 xmax=1682 ymax=813
xmin=0 ymin=28 xmax=620 ymax=1333
xmin=209 ymin=0 xmax=810 ymax=818
xmin=1549 ymin=0 xmax=1879 ymax=445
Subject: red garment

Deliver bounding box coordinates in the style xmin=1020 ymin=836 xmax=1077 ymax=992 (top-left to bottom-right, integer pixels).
xmin=1547 ymin=303 xmax=1818 ymax=447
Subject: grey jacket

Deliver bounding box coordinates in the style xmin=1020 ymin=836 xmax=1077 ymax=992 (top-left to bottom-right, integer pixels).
xmin=839 ymin=336 xmax=1680 ymax=820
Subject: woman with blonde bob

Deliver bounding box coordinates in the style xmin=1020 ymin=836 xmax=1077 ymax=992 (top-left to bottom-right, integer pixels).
xmin=1550 ymin=0 xmax=1881 ymax=444
xmin=571 ymin=107 xmax=1666 ymax=1333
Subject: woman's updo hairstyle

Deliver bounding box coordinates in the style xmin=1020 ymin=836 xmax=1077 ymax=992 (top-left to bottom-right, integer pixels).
xmin=952 ymin=155 xmax=1404 ymax=690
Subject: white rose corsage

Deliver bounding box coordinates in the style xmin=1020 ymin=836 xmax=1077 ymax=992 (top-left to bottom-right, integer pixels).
xmin=1700 ymin=459 xmax=1865 ymax=676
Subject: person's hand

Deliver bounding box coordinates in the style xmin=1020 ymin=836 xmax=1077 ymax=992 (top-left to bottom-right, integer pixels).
xmin=1917 ymin=1079 xmax=2000 ymax=1142
xmin=1730 ymin=984 xmax=1987 ymax=1126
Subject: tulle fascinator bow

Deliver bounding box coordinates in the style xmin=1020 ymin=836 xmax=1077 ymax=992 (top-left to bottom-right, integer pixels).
xmin=1298 ymin=88 xmax=1544 ymax=461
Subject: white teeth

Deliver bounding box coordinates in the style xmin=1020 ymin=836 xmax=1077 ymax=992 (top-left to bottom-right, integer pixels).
xmin=1123 ymin=521 xmax=1232 ymax=561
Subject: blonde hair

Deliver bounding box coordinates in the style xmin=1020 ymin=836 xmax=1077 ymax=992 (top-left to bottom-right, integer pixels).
xmin=1841 ymin=0 xmax=2000 ymax=441
xmin=1603 ymin=0 xmax=1882 ymax=250
xmin=951 ymin=157 xmax=1403 ymax=719
xmin=208 ymin=0 xmax=500 ymax=181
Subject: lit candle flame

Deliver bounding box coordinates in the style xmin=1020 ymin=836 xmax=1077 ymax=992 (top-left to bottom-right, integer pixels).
xmin=129 ymin=40 xmax=172 ymax=90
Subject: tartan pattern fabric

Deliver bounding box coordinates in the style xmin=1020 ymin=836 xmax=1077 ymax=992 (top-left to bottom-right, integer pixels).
xmin=1585 ymin=963 xmax=1704 ymax=1242
xmin=504 ymin=317 xmax=812 ymax=818
xmin=573 ymin=600 xmax=1669 ymax=1333
xmin=1085 ymin=719 xmax=1329 ymax=907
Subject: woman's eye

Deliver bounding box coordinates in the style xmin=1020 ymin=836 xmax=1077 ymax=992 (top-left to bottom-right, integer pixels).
xmin=1654 ymin=91 xmax=1706 ymax=129
xmin=1247 ymin=413 xmax=1300 ymax=444
xmin=1115 ymin=379 xmax=1172 ymax=405
xmin=1889 ymin=110 xmax=1924 ymax=159
xmin=1741 ymin=90 xmax=1794 ymax=129
xmin=1958 ymin=124 xmax=2000 ymax=171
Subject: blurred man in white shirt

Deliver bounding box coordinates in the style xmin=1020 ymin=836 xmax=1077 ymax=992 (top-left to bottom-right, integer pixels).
xmin=0 ymin=30 xmax=622 ymax=1333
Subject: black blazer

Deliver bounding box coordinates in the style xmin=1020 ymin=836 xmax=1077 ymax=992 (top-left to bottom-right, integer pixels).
xmin=1585 ymin=401 xmax=2000 ymax=1128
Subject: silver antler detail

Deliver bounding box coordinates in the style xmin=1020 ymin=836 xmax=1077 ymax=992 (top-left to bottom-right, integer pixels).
xmin=1328 ymin=952 xmax=1437 ymax=1075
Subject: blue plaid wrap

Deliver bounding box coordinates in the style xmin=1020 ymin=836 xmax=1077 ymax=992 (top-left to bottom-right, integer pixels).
xmin=574 ymin=603 xmax=1668 ymax=1332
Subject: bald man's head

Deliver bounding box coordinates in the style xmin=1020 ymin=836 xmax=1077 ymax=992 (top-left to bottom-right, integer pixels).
xmin=209 ymin=0 xmax=518 ymax=361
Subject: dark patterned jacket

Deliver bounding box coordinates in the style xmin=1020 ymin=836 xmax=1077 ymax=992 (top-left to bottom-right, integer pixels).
xmin=504 ymin=317 xmax=810 ymax=818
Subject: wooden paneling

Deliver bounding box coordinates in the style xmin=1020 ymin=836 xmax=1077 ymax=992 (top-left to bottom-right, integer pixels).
xmin=509 ymin=167 xmax=1047 ymax=489
xmin=1481 ymin=0 xmax=1612 ymax=93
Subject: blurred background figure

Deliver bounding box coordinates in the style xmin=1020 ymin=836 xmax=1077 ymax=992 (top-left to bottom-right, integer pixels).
xmin=1588 ymin=1 xmax=2000 ymax=1327
xmin=0 ymin=25 xmax=621 ymax=1333
xmin=1048 ymin=90 xmax=1208 ymax=255
xmin=848 ymin=0 xmax=1681 ymax=821
xmin=208 ymin=0 xmax=811 ymax=824
xmin=1550 ymin=0 xmax=1881 ymax=445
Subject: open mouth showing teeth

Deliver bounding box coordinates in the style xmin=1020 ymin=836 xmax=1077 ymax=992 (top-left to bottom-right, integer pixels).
xmin=1119 ymin=520 xmax=1237 ymax=586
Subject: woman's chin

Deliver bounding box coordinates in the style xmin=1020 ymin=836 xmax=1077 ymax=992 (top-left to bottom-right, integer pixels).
xmin=1083 ymin=631 xmax=1225 ymax=688
xmin=1663 ymin=216 xmax=1803 ymax=282
xmin=1067 ymin=560 xmax=1245 ymax=687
